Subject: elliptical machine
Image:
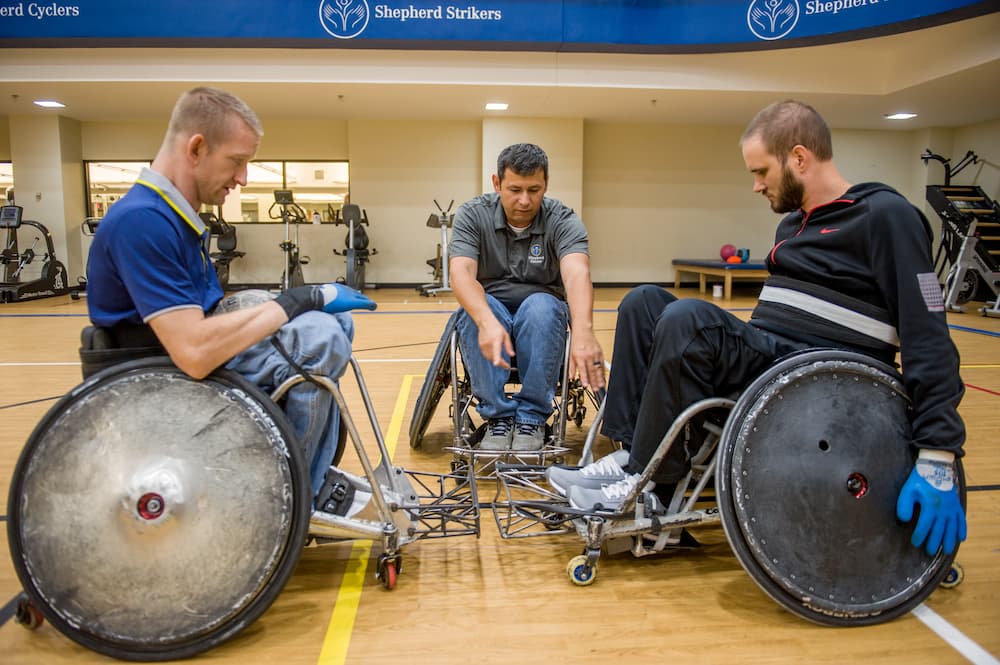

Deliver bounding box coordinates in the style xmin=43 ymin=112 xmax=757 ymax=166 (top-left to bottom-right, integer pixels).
xmin=333 ymin=203 xmax=376 ymax=291
xmin=0 ymin=203 xmax=70 ymax=303
xmin=418 ymin=199 xmax=454 ymax=297
xmin=268 ymin=190 xmax=309 ymax=290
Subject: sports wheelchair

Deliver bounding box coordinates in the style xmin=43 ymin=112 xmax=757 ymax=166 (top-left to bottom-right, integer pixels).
xmin=7 ymin=328 xmax=480 ymax=661
xmin=408 ymin=310 xmax=604 ymax=477
xmin=492 ymin=349 xmax=965 ymax=626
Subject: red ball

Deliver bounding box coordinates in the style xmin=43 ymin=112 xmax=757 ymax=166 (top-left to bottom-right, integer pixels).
xmin=720 ymin=244 xmax=736 ymax=260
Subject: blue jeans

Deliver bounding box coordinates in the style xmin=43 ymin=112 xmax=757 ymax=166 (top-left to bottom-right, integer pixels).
xmin=456 ymin=292 xmax=567 ymax=426
xmin=227 ymin=311 xmax=354 ymax=500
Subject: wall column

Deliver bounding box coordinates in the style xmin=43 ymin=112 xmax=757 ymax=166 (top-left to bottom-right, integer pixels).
xmin=9 ymin=114 xmax=87 ymax=284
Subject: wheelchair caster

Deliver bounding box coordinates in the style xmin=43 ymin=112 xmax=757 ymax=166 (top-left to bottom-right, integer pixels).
xmin=566 ymin=555 xmax=597 ymax=586
xmin=940 ymin=562 xmax=965 ymax=589
xmin=376 ymin=554 xmax=400 ymax=590
xmin=14 ymin=594 xmax=44 ymax=630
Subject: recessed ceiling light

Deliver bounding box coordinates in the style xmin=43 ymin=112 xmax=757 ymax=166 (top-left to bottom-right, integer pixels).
xmin=884 ymin=112 xmax=917 ymax=120
xmin=485 ymin=102 xmax=508 ymax=111
xmin=33 ymin=100 xmax=66 ymax=108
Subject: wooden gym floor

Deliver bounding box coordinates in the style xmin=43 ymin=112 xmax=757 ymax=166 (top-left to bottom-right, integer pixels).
xmin=0 ymin=286 xmax=997 ymax=665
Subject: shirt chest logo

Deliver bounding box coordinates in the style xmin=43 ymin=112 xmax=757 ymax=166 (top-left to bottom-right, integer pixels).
xmin=528 ymin=243 xmax=544 ymax=265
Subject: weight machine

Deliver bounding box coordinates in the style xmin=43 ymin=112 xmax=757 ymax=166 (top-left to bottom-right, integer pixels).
xmin=268 ymin=190 xmax=310 ymax=290
xmin=921 ymin=150 xmax=1000 ymax=317
xmin=0 ymin=204 xmax=70 ymax=303
xmin=418 ymin=199 xmax=455 ymax=297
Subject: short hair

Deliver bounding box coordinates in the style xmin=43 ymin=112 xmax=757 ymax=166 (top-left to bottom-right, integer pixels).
xmin=497 ymin=143 xmax=549 ymax=181
xmin=164 ymin=87 xmax=263 ymax=148
xmin=741 ymin=99 xmax=833 ymax=162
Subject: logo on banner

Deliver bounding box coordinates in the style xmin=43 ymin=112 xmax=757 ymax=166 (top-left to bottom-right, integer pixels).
xmin=747 ymin=0 xmax=800 ymax=40
xmin=319 ymin=0 xmax=371 ymax=39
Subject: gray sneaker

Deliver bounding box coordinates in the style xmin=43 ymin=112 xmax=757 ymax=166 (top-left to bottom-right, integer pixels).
xmin=568 ymin=473 xmax=651 ymax=512
xmin=480 ymin=417 xmax=514 ymax=450
xmin=545 ymin=447 xmax=631 ymax=496
xmin=512 ymin=421 xmax=546 ymax=451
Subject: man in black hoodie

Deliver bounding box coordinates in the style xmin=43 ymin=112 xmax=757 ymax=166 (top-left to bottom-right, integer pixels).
xmin=548 ymin=100 xmax=967 ymax=558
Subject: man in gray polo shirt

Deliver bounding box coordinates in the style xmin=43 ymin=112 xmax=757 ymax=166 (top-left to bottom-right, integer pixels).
xmin=449 ymin=143 xmax=605 ymax=451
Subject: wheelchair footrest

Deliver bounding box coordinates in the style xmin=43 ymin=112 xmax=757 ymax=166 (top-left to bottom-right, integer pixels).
xmin=447 ymin=445 xmax=571 ymax=480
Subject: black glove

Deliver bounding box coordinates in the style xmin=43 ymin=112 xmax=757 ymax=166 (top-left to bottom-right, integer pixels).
xmin=274 ymin=283 xmax=377 ymax=321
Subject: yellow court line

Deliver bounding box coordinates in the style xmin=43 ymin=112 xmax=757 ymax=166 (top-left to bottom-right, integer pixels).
xmin=960 ymin=364 xmax=1000 ymax=369
xmin=316 ymin=373 xmax=416 ymax=665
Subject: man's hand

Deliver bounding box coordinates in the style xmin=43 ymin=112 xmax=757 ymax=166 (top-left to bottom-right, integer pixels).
xmin=478 ymin=315 xmax=514 ymax=370
xmin=274 ymin=283 xmax=377 ymax=321
xmin=569 ymin=328 xmax=605 ymax=389
xmin=896 ymin=449 xmax=967 ymax=556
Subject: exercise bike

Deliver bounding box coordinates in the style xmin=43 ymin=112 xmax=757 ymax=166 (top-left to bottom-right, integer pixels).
xmin=268 ymin=190 xmax=309 ymax=290
xmin=418 ymin=199 xmax=454 ymax=297
xmin=333 ymin=203 xmax=376 ymax=291
xmin=0 ymin=204 xmax=70 ymax=303
xmin=200 ymin=211 xmax=246 ymax=291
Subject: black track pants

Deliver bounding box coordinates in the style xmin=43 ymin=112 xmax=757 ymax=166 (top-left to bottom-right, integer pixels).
xmin=601 ymin=285 xmax=809 ymax=484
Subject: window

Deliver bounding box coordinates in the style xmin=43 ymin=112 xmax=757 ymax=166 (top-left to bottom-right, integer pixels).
xmin=241 ymin=161 xmax=350 ymax=222
xmin=84 ymin=160 xmax=350 ymax=223
xmin=0 ymin=162 xmax=14 ymax=204
xmin=85 ymin=161 xmax=150 ymax=218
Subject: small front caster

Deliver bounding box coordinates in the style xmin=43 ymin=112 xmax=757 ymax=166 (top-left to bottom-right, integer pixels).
xmin=376 ymin=554 xmax=401 ymax=590
xmin=567 ymin=554 xmax=596 ymax=586
xmin=14 ymin=594 xmax=44 ymax=630
xmin=940 ymin=562 xmax=965 ymax=589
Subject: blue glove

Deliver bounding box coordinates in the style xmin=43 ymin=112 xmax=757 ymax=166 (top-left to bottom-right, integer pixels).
xmin=314 ymin=283 xmax=377 ymax=313
xmin=896 ymin=452 xmax=966 ymax=556
xmin=274 ymin=283 xmax=376 ymax=320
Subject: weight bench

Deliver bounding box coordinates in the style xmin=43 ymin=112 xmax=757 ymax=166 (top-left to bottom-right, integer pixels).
xmin=672 ymin=258 xmax=769 ymax=300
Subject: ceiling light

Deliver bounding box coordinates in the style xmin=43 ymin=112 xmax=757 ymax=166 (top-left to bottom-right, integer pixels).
xmin=33 ymin=100 xmax=66 ymax=108
xmin=484 ymin=103 xmax=508 ymax=111
xmin=884 ymin=112 xmax=917 ymax=120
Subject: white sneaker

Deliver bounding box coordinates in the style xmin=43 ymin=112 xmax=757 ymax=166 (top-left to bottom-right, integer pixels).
xmin=545 ymin=448 xmax=631 ymax=496
xmin=568 ymin=473 xmax=652 ymax=511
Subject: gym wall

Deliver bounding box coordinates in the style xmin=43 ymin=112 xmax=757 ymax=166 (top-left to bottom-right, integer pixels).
xmin=10 ymin=113 xmax=1000 ymax=288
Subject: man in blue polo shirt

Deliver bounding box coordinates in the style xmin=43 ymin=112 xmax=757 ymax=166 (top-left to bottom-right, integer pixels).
xmin=87 ymin=87 xmax=374 ymax=517
xmin=449 ymin=143 xmax=605 ymax=451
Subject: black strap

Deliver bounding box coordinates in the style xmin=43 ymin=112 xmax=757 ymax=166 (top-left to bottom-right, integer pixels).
xmin=269 ymin=336 xmax=325 ymax=389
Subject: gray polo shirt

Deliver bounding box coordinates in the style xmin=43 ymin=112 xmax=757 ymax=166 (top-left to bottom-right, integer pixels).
xmin=450 ymin=192 xmax=589 ymax=312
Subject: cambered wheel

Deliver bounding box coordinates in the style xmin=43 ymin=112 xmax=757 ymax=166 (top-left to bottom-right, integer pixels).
xmin=409 ymin=312 xmax=459 ymax=449
xmin=7 ymin=358 xmax=310 ymax=660
xmin=717 ymin=350 xmax=964 ymax=626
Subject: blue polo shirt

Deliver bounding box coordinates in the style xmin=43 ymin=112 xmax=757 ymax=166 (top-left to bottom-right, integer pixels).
xmin=87 ymin=168 xmax=223 ymax=327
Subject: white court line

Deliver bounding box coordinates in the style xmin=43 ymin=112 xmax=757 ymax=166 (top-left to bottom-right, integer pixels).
xmin=0 ymin=358 xmax=433 ymax=367
xmin=0 ymin=362 xmax=82 ymax=366
xmin=913 ymin=604 xmax=1000 ymax=665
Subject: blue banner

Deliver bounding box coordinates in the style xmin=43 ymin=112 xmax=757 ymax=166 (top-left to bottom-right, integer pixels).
xmin=0 ymin=0 xmax=995 ymax=51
